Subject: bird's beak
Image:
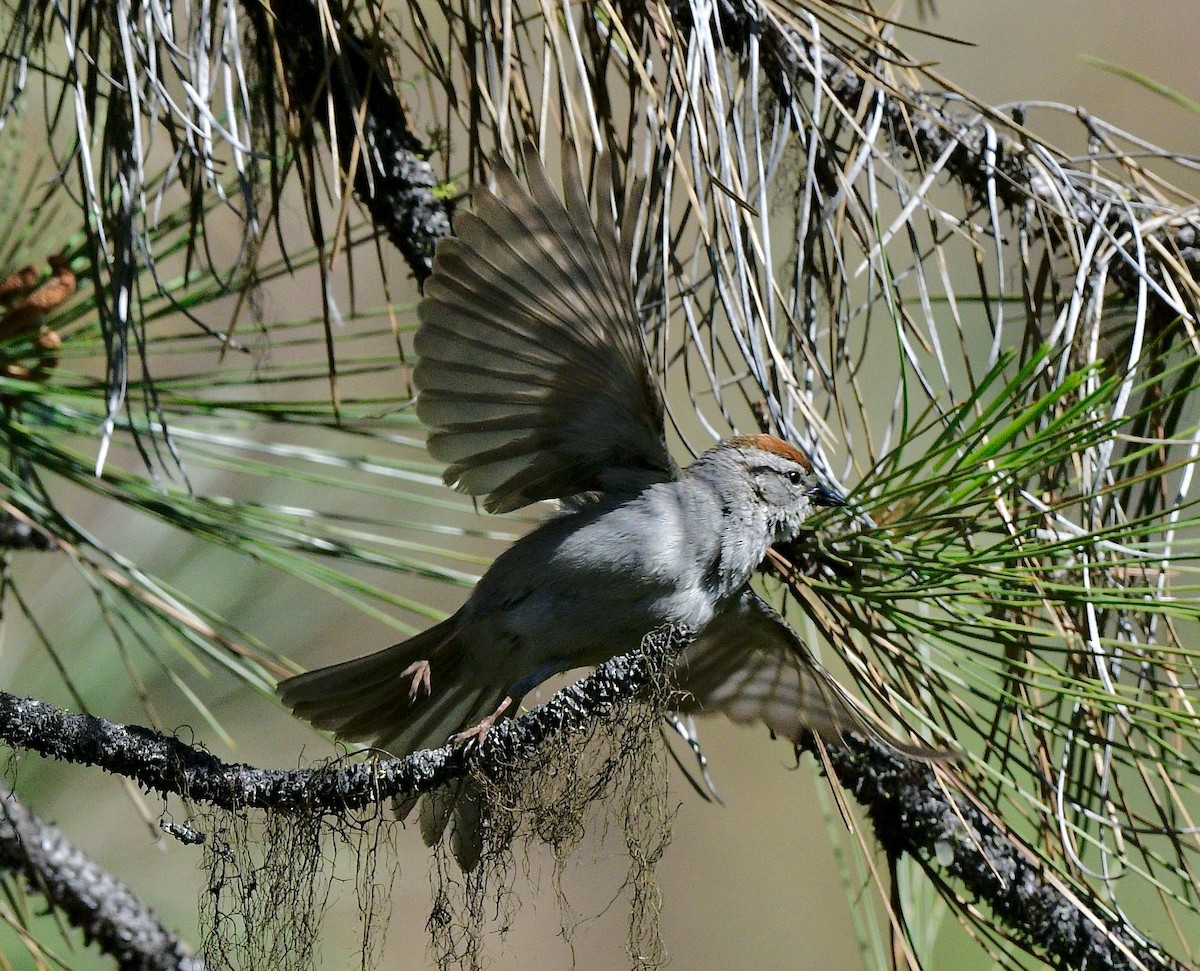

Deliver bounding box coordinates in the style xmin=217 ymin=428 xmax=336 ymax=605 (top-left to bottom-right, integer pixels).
xmin=809 ymin=483 xmax=847 ymax=507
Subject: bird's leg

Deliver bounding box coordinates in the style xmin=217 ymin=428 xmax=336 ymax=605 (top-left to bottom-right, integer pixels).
xmin=450 ymin=696 xmax=514 ymax=746
xmin=401 ymin=659 xmax=432 ymax=701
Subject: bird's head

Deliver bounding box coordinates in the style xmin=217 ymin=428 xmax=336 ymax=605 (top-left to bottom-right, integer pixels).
xmin=709 ymin=434 xmax=846 ymax=543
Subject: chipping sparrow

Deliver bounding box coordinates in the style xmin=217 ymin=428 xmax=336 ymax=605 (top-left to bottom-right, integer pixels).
xmin=279 ymin=145 xmax=861 ymax=860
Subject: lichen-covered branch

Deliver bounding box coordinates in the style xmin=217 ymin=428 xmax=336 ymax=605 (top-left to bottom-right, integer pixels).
xmin=0 ymin=623 xmax=1181 ymax=968
xmin=0 ymin=626 xmax=689 ymax=815
xmin=799 ymin=735 xmax=1183 ymax=971
xmin=0 ymin=784 xmax=203 ymax=971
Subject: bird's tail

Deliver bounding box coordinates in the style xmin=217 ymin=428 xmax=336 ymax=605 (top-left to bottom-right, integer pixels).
xmin=277 ymin=615 xmax=508 ymax=759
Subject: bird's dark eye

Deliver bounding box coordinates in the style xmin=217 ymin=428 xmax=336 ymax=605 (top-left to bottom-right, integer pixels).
xmin=786 ymin=469 xmax=803 ymax=485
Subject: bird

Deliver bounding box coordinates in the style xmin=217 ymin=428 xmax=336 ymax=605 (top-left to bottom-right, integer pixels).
xmin=278 ymin=143 xmax=864 ymax=863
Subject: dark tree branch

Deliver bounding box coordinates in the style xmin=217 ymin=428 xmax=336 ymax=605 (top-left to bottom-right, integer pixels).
xmin=242 ymin=0 xmax=453 ymax=283
xmin=663 ymin=0 xmax=1200 ymax=318
xmin=0 ymin=627 xmax=690 ymax=816
xmin=0 ymin=784 xmax=203 ymax=971
xmin=799 ymin=735 xmax=1182 ymax=971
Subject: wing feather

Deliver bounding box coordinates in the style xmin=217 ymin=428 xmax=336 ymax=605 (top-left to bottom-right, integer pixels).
xmin=414 ymin=145 xmax=676 ymax=513
xmin=676 ymin=590 xmax=865 ymax=743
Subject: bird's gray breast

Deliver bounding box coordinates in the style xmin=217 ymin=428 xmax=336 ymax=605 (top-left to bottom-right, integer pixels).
xmin=465 ymin=482 xmax=728 ymax=670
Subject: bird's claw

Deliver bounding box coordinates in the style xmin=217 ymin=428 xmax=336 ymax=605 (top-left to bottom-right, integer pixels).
xmin=401 ymin=659 xmax=432 ymax=702
xmin=449 ymin=696 xmax=514 ymax=749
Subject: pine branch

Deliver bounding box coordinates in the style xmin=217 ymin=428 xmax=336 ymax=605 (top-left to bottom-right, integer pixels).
xmin=665 ymin=0 xmax=1200 ymax=316
xmin=0 ymin=626 xmax=689 ymax=815
xmin=0 ymin=784 xmax=203 ymax=971
xmin=242 ymin=0 xmax=452 ymax=282
xmin=800 ymin=735 xmax=1183 ymax=971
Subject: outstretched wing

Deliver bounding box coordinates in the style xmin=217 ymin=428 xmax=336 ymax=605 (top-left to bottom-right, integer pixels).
xmin=414 ymin=145 xmax=676 ymax=513
xmin=676 ymin=589 xmax=865 ymax=744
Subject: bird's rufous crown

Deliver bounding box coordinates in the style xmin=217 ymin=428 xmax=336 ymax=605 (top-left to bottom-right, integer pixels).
xmin=725 ymin=434 xmax=813 ymax=471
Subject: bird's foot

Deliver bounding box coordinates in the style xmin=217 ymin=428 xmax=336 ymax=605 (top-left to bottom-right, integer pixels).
xmin=450 ymin=696 xmax=514 ymax=748
xmin=401 ymin=659 xmax=432 ymax=701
